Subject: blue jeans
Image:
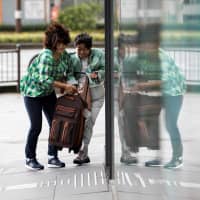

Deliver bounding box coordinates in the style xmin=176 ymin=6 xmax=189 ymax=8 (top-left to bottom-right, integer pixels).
xmin=163 ymin=95 xmax=183 ymax=158
xmin=24 ymin=92 xmax=58 ymax=159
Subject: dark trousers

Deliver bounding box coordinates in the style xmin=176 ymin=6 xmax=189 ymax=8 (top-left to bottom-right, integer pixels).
xmin=24 ymin=92 xmax=58 ymax=159
xmin=163 ymin=95 xmax=183 ymax=158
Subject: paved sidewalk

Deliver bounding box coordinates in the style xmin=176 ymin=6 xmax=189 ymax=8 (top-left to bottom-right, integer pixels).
xmin=0 ymin=92 xmax=200 ymax=200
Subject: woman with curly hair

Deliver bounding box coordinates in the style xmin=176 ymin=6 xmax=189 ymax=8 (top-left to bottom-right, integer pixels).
xmin=20 ymin=22 xmax=77 ymax=170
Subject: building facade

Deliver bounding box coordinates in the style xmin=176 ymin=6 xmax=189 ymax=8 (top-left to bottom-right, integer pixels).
xmin=119 ymin=0 xmax=200 ymax=24
xmin=0 ymin=0 xmax=51 ymax=25
xmin=0 ymin=0 xmax=199 ymax=25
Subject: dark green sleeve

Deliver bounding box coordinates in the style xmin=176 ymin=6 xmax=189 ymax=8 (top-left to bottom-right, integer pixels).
xmin=66 ymin=53 xmax=79 ymax=84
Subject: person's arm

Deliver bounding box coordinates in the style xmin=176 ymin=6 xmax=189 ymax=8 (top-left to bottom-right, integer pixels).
xmin=132 ymin=80 xmax=162 ymax=92
xmin=138 ymin=80 xmax=161 ymax=89
xmin=64 ymin=51 xmax=79 ymax=85
xmin=38 ymin=52 xmax=77 ymax=94
xmin=87 ymin=49 xmax=105 ymax=82
xmin=53 ymin=81 xmax=77 ymax=93
xmin=36 ymin=54 xmax=56 ymax=91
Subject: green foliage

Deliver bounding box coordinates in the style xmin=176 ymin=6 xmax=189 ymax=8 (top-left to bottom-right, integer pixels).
xmin=161 ymin=23 xmax=200 ymax=31
xmin=21 ymin=24 xmax=47 ymax=31
xmin=0 ymin=25 xmax=15 ymax=31
xmin=119 ymin=22 xmax=200 ymax=31
xmin=58 ymin=2 xmax=102 ymax=31
xmin=1 ymin=30 xmax=200 ymax=48
xmin=0 ymin=32 xmax=44 ymax=43
xmin=0 ymin=24 xmax=47 ymax=32
xmin=0 ymin=31 xmax=104 ymax=43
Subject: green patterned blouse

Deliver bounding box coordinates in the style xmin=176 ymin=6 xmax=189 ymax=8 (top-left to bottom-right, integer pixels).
xmin=121 ymin=48 xmax=186 ymax=96
xmin=71 ymin=48 xmax=105 ymax=87
xmin=20 ymin=49 xmax=76 ymax=97
xmin=159 ymin=48 xmax=186 ymax=96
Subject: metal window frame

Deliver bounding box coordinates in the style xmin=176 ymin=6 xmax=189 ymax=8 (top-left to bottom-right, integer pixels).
xmin=104 ymin=0 xmax=114 ymax=180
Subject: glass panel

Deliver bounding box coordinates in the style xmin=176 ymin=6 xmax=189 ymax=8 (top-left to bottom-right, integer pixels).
xmin=113 ymin=0 xmax=200 ymax=199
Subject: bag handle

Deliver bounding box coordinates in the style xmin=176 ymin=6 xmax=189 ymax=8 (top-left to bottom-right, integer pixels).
xmin=74 ymin=72 xmax=90 ymax=101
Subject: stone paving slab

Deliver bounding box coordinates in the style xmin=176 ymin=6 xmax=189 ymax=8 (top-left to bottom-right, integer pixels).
xmin=0 ymin=191 xmax=53 ymax=200
xmin=55 ymin=192 xmax=113 ymax=200
xmin=118 ymin=192 xmax=166 ymax=200
xmin=0 ymin=163 xmax=108 ymax=200
xmin=118 ymin=192 xmax=199 ymax=200
xmin=1 ymin=93 xmax=200 ymax=200
xmin=116 ymin=165 xmax=200 ymax=199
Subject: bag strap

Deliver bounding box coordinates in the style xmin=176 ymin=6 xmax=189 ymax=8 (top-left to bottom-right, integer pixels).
xmin=75 ymin=72 xmax=90 ymax=101
xmin=28 ymin=53 xmax=39 ymax=68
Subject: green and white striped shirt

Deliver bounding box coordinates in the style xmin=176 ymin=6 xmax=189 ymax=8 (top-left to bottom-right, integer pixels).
xmin=20 ymin=49 xmax=76 ymax=97
xmin=121 ymin=48 xmax=186 ymax=96
xmin=159 ymin=48 xmax=186 ymax=96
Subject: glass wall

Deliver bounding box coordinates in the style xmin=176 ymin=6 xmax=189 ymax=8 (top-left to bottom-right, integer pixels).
xmin=113 ymin=0 xmax=200 ymax=199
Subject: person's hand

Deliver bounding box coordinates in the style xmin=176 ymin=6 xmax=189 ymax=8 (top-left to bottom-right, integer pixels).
xmin=114 ymin=72 xmax=119 ymax=79
xmin=90 ymin=72 xmax=98 ymax=79
xmin=64 ymin=84 xmax=77 ymax=94
xmin=60 ymin=88 xmax=65 ymax=94
xmin=131 ymin=83 xmax=140 ymax=92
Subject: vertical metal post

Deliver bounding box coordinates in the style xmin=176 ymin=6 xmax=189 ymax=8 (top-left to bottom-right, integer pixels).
xmin=45 ymin=0 xmax=51 ymax=24
xmin=16 ymin=44 xmax=21 ymax=92
xmin=105 ymin=0 xmax=114 ymax=179
xmin=0 ymin=0 xmax=2 ymax=24
xmin=74 ymin=0 xmax=78 ymax=6
xmin=15 ymin=0 xmax=22 ymax=32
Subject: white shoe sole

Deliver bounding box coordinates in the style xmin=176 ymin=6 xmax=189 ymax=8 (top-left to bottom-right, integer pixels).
xmin=164 ymin=163 xmax=183 ymax=169
xmin=25 ymin=164 xmax=44 ymax=171
xmin=146 ymin=164 xmax=163 ymax=167
xmin=47 ymin=164 xmax=65 ymax=168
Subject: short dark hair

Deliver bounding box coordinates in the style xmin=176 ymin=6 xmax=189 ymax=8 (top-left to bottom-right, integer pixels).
xmin=74 ymin=33 xmax=92 ymax=49
xmin=44 ymin=22 xmax=71 ymax=51
xmin=137 ymin=24 xmax=161 ymax=44
xmin=118 ymin=33 xmax=138 ymax=48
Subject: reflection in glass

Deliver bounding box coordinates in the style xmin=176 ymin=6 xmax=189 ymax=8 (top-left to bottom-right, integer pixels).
xmin=113 ymin=0 xmax=199 ymax=199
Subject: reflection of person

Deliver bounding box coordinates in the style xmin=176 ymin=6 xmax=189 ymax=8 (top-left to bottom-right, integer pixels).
xmin=20 ymin=22 xmax=77 ymax=170
xmin=114 ymin=34 xmax=138 ymax=164
xmin=118 ymin=30 xmax=186 ymax=169
xmin=72 ymin=33 xmax=105 ymax=165
xmin=119 ymin=36 xmax=162 ymax=165
xmin=132 ymin=44 xmax=186 ymax=169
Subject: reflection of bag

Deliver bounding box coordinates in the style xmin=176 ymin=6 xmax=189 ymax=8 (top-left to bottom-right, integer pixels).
xmin=137 ymin=94 xmax=161 ymax=149
xmin=138 ymin=95 xmax=161 ymax=118
xmin=90 ymin=85 xmax=105 ymax=100
xmin=121 ymin=93 xmax=161 ymax=152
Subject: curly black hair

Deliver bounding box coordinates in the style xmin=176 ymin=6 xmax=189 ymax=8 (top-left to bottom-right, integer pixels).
xmin=74 ymin=33 xmax=93 ymax=49
xmin=43 ymin=22 xmax=71 ymax=51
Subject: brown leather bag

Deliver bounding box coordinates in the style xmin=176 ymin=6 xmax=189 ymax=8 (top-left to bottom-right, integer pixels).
xmin=49 ymin=75 xmax=89 ymax=153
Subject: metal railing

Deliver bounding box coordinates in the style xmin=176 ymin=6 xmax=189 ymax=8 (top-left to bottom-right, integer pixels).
xmin=0 ymin=44 xmax=21 ymax=91
xmin=165 ymin=48 xmax=200 ymax=84
xmin=1 ymin=45 xmax=200 ymax=93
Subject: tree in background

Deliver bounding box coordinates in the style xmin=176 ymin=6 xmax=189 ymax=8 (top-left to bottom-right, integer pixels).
xmin=58 ymin=2 xmax=102 ymax=31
